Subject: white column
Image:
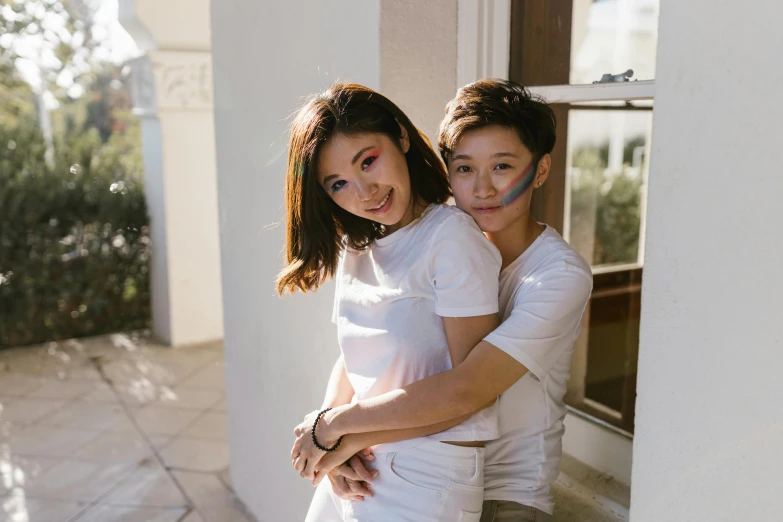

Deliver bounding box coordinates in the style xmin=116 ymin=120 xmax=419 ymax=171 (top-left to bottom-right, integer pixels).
xmin=631 ymin=1 xmax=783 ymax=520
xmin=120 ymin=2 xmax=223 ymax=346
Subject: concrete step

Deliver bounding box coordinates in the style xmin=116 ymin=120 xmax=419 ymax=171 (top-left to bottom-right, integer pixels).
xmin=552 ymin=454 xmax=631 ymax=521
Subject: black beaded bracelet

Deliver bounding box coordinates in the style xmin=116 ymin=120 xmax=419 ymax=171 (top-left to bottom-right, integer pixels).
xmin=311 ymin=408 xmax=343 ymax=452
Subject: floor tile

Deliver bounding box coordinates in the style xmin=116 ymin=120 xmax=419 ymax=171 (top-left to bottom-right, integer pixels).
xmin=129 ymin=407 xmax=204 ymax=437
xmin=180 ymin=412 xmax=228 ymax=440
xmin=0 ymin=421 xmax=25 ymax=445
xmin=102 ymin=461 xmax=188 ymax=508
xmin=199 ymin=505 xmax=254 ymax=522
xmin=180 ymin=511 xmax=206 ymax=522
xmin=58 ymin=366 xmax=103 ymax=382
xmin=148 ymin=435 xmax=175 ymax=450
xmin=0 ymin=374 xmax=44 ymax=398
xmin=160 ymin=438 xmax=229 ymax=472
xmin=0 ymin=493 xmax=87 ymax=522
xmin=71 ymin=431 xmax=153 ymax=466
xmin=0 ymin=398 xmax=70 ymax=425
xmin=27 ymin=380 xmax=96 ymax=401
xmin=150 ymin=359 xmax=212 ymax=381
xmin=178 ymin=363 xmax=225 ymax=390
xmin=101 ymin=359 xmax=186 ymax=388
xmin=7 ymin=425 xmax=103 ymax=458
xmin=38 ymin=402 xmax=126 ymax=431
xmin=171 ymin=471 xmax=235 ymax=510
xmin=217 ymin=468 xmax=232 ymax=490
xmin=104 ymin=415 xmax=139 ymax=434
xmin=0 ymin=456 xmax=61 ymax=495
xmin=23 ymin=459 xmax=134 ymax=502
xmin=114 ymin=380 xmax=171 ymax=406
xmin=71 ymin=382 xmax=117 ymax=404
xmin=74 ymin=504 xmax=188 ymax=522
xmin=0 ymin=335 xmax=243 ymax=522
xmin=152 ymin=387 xmax=224 ymax=410
xmin=1 ymin=353 xmax=100 ymax=383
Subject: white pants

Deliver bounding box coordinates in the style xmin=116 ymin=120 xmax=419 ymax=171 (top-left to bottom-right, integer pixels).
xmin=305 ymin=442 xmax=485 ymax=522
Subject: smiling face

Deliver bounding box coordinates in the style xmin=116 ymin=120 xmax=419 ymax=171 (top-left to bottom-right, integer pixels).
xmin=448 ymin=125 xmax=550 ymax=234
xmin=316 ymin=130 xmax=416 ymax=234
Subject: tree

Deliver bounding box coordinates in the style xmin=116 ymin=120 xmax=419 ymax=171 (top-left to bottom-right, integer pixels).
xmin=1 ymin=0 xmax=103 ymax=161
xmin=570 ymin=142 xmax=644 ymax=267
xmin=0 ymin=51 xmax=35 ymax=127
xmin=0 ymin=0 xmax=102 ymax=98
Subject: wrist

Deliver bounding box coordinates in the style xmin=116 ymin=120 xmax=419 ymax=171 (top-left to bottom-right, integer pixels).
xmin=342 ymin=433 xmax=370 ymax=454
xmin=314 ymin=407 xmax=343 ymax=449
xmin=322 ymin=403 xmax=350 ymax=440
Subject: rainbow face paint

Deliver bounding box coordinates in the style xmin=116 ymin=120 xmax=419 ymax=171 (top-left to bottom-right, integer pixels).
xmin=499 ymin=161 xmax=536 ymax=206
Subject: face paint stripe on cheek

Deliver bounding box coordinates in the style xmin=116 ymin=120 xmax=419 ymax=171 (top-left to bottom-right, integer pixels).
xmin=499 ymin=161 xmax=536 ymax=206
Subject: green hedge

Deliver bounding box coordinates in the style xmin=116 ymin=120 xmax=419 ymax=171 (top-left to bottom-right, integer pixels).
xmin=0 ymin=122 xmax=151 ymax=348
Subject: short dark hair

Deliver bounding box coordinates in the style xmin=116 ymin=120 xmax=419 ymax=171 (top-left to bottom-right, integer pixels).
xmin=277 ymin=82 xmax=451 ymax=295
xmin=438 ymin=79 xmax=556 ymax=165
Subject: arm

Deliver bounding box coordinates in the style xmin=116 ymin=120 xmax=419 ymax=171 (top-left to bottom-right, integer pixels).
xmin=312 ymin=416 xmax=475 ymax=484
xmin=443 ymin=313 xmax=499 ymax=367
xmin=320 ymin=340 xmax=527 ymax=440
xmin=320 ymin=268 xmax=593 ymax=439
xmin=321 ymin=355 xmax=354 ymax=408
xmin=303 ymin=312 xmax=501 ymax=447
xmin=293 ymin=316 xmax=501 ymax=478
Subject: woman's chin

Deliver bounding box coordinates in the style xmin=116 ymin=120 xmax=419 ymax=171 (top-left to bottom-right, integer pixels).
xmin=369 ymin=208 xmax=404 ymax=227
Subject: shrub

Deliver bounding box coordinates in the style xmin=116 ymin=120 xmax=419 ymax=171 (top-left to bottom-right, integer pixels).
xmin=0 ymin=121 xmax=150 ymax=348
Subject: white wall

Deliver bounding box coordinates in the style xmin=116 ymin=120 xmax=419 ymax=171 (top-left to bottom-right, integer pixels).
xmin=380 ymin=0 xmax=458 ymax=143
xmin=630 ymin=1 xmax=783 ymax=520
xmin=210 ymin=2 xmax=380 ymax=520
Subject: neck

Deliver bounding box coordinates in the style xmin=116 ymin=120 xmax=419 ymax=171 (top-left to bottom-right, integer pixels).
xmin=384 ymin=199 xmax=428 ymax=235
xmin=486 ymin=212 xmax=544 ymax=270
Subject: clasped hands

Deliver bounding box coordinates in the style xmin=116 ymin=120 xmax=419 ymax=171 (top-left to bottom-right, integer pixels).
xmin=291 ymin=409 xmax=377 ymax=501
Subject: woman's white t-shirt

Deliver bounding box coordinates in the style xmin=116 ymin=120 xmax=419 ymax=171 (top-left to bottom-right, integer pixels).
xmin=332 ymin=204 xmax=502 ymax=453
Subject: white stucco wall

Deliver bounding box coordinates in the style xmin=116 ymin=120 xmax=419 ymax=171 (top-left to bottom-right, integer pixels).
xmin=630 ymin=1 xmax=783 ymax=520
xmin=380 ymin=0 xmax=458 ymax=143
xmin=210 ymin=2 xmax=380 ymax=520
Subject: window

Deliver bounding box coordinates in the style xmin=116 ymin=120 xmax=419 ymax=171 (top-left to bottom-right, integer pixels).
xmin=510 ymin=0 xmax=659 ymax=435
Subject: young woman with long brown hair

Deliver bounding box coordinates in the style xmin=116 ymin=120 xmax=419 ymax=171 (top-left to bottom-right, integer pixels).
xmin=279 ymin=83 xmax=501 ymax=522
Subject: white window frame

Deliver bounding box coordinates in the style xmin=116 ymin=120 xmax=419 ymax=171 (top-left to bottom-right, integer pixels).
xmin=457 ymin=0 xmax=656 ymax=487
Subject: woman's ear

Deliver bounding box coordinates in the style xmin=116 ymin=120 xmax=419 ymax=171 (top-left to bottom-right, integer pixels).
xmin=534 ymin=154 xmax=552 ymax=188
xmin=397 ymin=120 xmax=411 ymax=153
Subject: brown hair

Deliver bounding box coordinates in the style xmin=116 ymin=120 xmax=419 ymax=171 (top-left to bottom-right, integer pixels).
xmin=276 ymin=82 xmax=451 ymax=295
xmin=438 ymin=79 xmax=556 ymax=165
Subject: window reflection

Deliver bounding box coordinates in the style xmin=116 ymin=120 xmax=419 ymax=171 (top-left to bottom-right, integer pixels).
xmin=571 ymin=0 xmax=660 ymax=84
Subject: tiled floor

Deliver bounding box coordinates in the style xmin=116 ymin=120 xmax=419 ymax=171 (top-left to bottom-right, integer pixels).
xmin=0 ymin=333 xmax=255 ymax=522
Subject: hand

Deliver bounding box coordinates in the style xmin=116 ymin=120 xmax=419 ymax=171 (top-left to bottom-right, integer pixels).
xmin=312 ymin=435 xmax=374 ymax=486
xmin=327 ymin=454 xmax=379 ymax=501
xmin=291 ymin=410 xmax=325 ymax=478
xmin=292 ymin=409 xmax=343 ymax=480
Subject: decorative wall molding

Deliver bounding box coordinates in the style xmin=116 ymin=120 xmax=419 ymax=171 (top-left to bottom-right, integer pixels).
xmin=128 ymin=51 xmax=214 ymax=115
xmin=457 ymin=0 xmax=511 ymax=87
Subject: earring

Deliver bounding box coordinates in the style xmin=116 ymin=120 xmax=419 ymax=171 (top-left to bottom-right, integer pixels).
xmin=537 ymin=182 xmax=542 ymax=187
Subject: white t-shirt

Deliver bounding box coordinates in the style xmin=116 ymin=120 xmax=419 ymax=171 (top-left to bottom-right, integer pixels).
xmin=333 ymin=204 xmax=502 ymax=453
xmin=482 ymin=226 xmax=593 ymax=515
